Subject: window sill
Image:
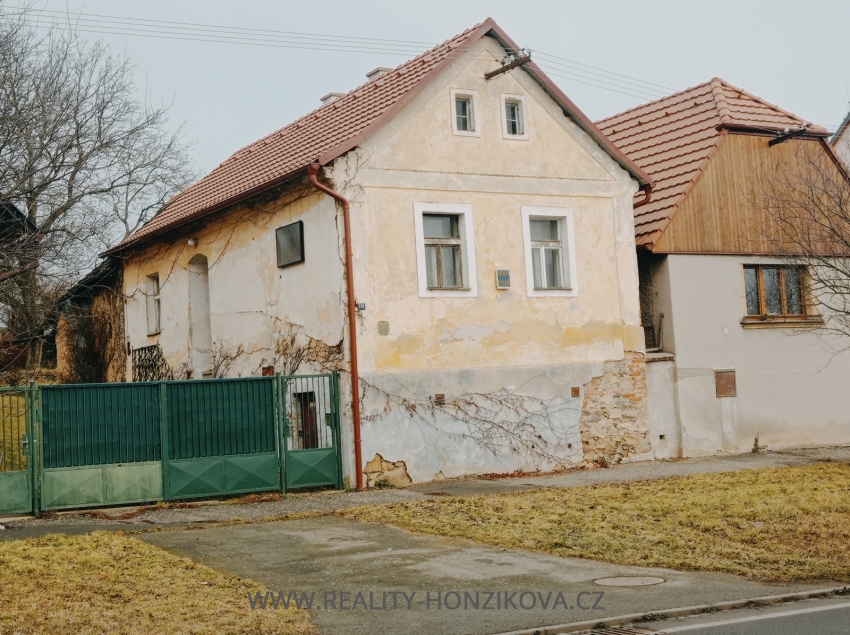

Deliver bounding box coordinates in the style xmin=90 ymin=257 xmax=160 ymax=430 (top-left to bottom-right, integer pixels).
xmin=426 ymin=287 xmax=471 ymax=292
xmin=740 ymin=316 xmax=823 ymax=329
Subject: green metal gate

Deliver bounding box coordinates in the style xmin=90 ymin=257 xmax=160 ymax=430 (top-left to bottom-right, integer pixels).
xmin=0 ymin=386 xmax=36 ymax=515
xmin=0 ymin=372 xmax=343 ymax=513
xmin=164 ymin=377 xmax=280 ymax=500
xmin=280 ymin=373 xmax=343 ymax=490
xmin=40 ymin=383 xmax=163 ymax=510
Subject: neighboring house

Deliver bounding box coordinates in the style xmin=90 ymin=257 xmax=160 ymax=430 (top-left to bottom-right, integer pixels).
xmin=55 ymin=259 xmax=125 ymax=384
xmin=831 ymin=109 xmax=850 ymax=165
xmin=106 ymin=18 xmax=656 ymax=486
xmin=596 ymin=78 xmax=850 ymax=457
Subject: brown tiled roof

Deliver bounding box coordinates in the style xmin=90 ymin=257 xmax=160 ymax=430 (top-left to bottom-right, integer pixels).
xmin=109 ymin=18 xmax=650 ymax=254
xmin=596 ymin=78 xmax=829 ymax=247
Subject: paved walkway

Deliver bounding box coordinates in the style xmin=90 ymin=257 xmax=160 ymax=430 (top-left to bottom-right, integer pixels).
xmin=142 ymin=515 xmax=833 ymax=635
xmin=2 ymin=446 xmax=848 ymax=540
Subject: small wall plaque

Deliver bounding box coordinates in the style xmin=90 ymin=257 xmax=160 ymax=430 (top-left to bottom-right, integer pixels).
xmin=377 ymin=321 xmax=390 ymax=336
xmin=715 ymin=369 xmax=737 ymax=398
xmin=571 ymin=387 xmax=580 ymax=398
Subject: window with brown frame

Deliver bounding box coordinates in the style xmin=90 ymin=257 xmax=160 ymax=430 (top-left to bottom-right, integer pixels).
xmin=743 ymin=265 xmax=805 ymax=319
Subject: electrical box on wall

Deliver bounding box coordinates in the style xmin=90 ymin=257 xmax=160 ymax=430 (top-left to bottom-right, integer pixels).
xmin=715 ymin=369 xmax=737 ymax=398
xmin=495 ymin=268 xmax=511 ymax=289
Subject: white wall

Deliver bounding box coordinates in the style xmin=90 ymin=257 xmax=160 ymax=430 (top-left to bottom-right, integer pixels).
xmin=658 ymin=254 xmax=850 ymax=455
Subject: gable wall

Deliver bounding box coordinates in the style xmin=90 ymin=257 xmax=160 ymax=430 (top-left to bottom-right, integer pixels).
xmin=337 ymin=36 xmax=643 ymax=374
xmin=654 ymin=135 xmax=841 ymax=254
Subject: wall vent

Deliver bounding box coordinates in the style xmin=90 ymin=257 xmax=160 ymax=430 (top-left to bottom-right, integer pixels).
xmin=495 ymin=269 xmax=511 ymax=289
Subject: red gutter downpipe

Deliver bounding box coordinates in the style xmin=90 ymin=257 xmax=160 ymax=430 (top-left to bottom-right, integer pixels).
xmin=633 ymin=184 xmax=652 ymax=209
xmin=308 ymin=163 xmax=363 ymax=490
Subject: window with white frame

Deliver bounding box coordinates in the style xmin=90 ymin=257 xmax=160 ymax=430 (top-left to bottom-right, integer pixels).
xmin=501 ymin=94 xmax=528 ymax=139
xmin=413 ymin=202 xmax=478 ymax=298
xmin=424 ymin=214 xmax=462 ymax=289
xmin=450 ymin=89 xmax=480 ymax=137
xmin=146 ymin=273 xmax=161 ymax=335
xmin=521 ymin=207 xmax=577 ymax=297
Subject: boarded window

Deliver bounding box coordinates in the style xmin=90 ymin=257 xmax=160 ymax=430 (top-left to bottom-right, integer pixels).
xmin=276 ymin=221 xmax=305 ymax=268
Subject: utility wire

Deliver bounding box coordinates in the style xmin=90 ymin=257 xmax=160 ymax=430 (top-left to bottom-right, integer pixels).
xmin=9 ymin=6 xmax=675 ymax=101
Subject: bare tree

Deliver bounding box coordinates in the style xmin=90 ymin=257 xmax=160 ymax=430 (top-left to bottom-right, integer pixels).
xmin=754 ymin=139 xmax=850 ymax=349
xmin=0 ymin=5 xmax=196 ymax=378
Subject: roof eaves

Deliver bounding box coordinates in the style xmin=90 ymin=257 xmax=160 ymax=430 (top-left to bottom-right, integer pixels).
xmin=102 ymin=164 xmax=310 ymax=256
xmin=831 ymin=110 xmax=850 ymax=145
xmin=489 ymin=39 xmax=652 ymax=188
xmin=317 ymin=19 xmax=495 ymax=165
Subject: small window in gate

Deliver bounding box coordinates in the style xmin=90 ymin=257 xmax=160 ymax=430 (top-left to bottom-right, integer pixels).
xmin=293 ymin=391 xmax=318 ymax=449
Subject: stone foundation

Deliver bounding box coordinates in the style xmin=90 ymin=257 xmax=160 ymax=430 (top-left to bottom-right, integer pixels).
xmin=579 ymin=352 xmax=652 ymax=465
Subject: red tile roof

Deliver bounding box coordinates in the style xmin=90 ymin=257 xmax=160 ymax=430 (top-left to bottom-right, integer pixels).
xmin=109 ymin=18 xmax=650 ymax=254
xmin=596 ymin=78 xmax=829 ymax=247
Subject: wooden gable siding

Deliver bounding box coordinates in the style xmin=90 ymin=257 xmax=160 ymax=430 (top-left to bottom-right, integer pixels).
xmin=653 ymin=134 xmax=831 ymax=254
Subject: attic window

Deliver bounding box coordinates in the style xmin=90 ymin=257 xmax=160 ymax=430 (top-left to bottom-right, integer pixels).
xmin=450 ymin=89 xmax=480 ymax=137
xmin=501 ymin=94 xmax=528 ymax=139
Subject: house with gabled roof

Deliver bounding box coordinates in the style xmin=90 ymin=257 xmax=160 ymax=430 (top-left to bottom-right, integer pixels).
xmin=597 ymin=78 xmax=850 ymax=457
xmin=106 ymin=18 xmax=656 ymax=487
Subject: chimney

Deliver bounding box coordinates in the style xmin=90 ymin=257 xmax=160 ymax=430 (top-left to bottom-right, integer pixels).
xmin=320 ymin=92 xmax=345 ymax=106
xmin=366 ymin=67 xmax=393 ymax=82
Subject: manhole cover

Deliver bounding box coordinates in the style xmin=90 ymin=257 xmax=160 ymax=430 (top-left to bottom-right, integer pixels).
xmin=593 ymin=576 xmax=665 ymax=587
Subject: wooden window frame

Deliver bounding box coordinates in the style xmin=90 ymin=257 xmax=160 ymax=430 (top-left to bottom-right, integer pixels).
xmin=423 ymin=214 xmax=463 ymax=290
xmin=145 ymin=273 xmax=161 ymax=336
xmin=413 ymin=202 xmax=478 ymax=298
xmin=741 ymin=264 xmax=821 ymax=328
xmin=450 ymin=89 xmax=480 ymax=137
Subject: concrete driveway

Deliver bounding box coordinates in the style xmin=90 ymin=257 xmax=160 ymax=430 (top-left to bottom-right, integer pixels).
xmin=142 ymin=516 xmax=827 ymax=635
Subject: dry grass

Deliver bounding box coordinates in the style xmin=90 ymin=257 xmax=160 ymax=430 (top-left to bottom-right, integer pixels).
xmin=344 ymin=462 xmax=850 ymax=582
xmin=0 ymin=532 xmax=317 ymax=635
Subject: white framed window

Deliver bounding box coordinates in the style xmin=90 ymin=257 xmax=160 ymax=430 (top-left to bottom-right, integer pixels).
xmin=450 ymin=89 xmax=480 ymax=137
xmin=413 ymin=202 xmax=478 ymax=298
xmin=145 ymin=273 xmax=161 ymax=335
xmin=501 ymin=94 xmax=529 ymax=140
xmin=521 ymin=207 xmax=578 ymax=297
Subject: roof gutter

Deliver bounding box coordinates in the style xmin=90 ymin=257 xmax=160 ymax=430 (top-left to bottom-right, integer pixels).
xmin=633 ymin=184 xmax=652 ymax=209
xmin=308 ymin=163 xmax=363 ymax=491
xmin=102 ymin=165 xmax=310 ymax=257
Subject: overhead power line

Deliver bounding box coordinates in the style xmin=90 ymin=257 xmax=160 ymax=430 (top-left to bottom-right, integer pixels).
xmin=7 ymin=6 xmax=676 ymax=102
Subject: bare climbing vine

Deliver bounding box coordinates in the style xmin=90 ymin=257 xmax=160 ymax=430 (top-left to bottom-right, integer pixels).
xmin=359 ymin=376 xmax=580 ymax=467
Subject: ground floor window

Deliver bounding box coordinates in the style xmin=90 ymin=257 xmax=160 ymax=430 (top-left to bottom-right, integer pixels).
xmin=743 ymin=265 xmax=804 ymax=317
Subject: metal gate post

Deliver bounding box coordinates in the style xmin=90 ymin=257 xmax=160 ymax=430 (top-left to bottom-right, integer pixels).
xmin=279 ymin=374 xmax=288 ymax=494
xmin=28 ymin=382 xmax=40 ymax=514
xmin=159 ymin=382 xmax=170 ymax=501
xmin=332 ymin=371 xmax=344 ymax=490
xmin=274 ymin=373 xmax=283 ymax=493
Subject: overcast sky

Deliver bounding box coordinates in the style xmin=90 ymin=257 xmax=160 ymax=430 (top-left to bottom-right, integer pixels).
xmin=14 ymin=0 xmax=850 ymax=174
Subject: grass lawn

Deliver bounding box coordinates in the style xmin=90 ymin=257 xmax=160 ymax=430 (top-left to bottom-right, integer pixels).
xmin=343 ymin=462 xmax=850 ymax=582
xmin=0 ymin=532 xmax=317 ymax=635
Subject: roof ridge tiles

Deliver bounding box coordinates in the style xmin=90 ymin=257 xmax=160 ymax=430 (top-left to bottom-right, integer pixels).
xmin=709 ymin=77 xmax=733 ymax=124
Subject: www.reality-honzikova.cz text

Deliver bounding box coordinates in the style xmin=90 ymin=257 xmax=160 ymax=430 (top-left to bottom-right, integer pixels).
xmin=248 ymin=590 xmax=606 ymax=611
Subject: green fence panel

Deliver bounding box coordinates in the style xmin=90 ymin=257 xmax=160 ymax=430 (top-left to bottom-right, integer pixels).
xmin=0 ymin=471 xmax=31 ymax=515
xmin=164 ymin=377 xmax=280 ymax=500
xmin=0 ymin=387 xmax=34 ymax=515
xmin=166 ymin=377 xmax=276 ymax=460
xmin=41 ymin=462 xmax=162 ymax=510
xmin=41 ymin=383 xmax=161 ymax=468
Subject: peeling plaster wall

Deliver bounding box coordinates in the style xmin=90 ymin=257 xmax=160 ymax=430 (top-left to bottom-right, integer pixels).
xmin=122 ymin=36 xmax=650 ymax=485
xmin=658 ymin=254 xmax=850 ymax=455
xmin=328 ymin=36 xmax=648 ymax=481
xmin=123 ymin=188 xmax=347 ymax=379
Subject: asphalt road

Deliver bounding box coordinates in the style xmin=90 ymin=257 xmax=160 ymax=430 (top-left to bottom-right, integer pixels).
xmin=643 ymin=596 xmax=850 ymax=634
